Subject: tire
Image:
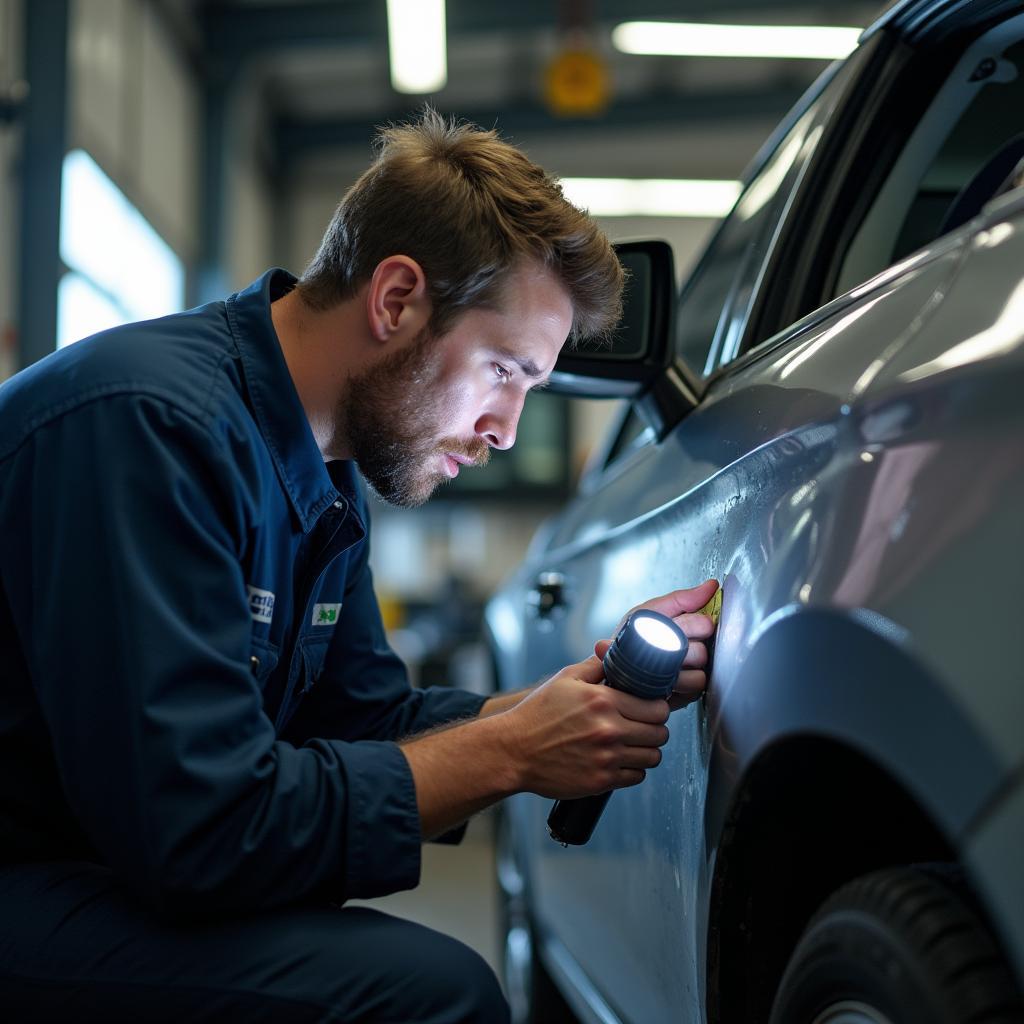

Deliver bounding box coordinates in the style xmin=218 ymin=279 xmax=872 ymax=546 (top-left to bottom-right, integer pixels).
xmin=494 ymin=807 xmax=576 ymax=1024
xmin=769 ymin=866 xmax=1024 ymax=1024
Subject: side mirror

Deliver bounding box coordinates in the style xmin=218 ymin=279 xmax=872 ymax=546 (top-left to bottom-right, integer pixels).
xmin=548 ymin=239 xmax=675 ymax=398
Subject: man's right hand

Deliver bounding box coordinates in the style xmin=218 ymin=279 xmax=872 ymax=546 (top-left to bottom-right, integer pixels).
xmin=501 ymin=655 xmax=671 ymax=799
xmin=399 ymin=654 xmax=670 ymax=839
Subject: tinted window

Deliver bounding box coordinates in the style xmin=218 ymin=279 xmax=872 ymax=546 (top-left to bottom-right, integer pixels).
xmin=675 ymin=98 xmax=824 ymax=378
xmin=836 ymin=30 xmax=1024 ymax=295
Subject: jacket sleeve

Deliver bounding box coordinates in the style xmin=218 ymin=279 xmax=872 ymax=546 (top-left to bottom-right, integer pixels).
xmin=281 ymin=525 xmax=488 ymax=749
xmin=3 ymin=394 xmax=421 ymax=915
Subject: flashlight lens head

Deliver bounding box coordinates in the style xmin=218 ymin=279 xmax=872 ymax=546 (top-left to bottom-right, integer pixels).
xmin=602 ymin=610 xmax=689 ymax=700
xmin=633 ymin=613 xmax=683 ymax=651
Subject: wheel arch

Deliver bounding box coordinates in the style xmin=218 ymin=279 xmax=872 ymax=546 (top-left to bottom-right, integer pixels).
xmin=704 ymin=605 xmax=1006 ymax=1022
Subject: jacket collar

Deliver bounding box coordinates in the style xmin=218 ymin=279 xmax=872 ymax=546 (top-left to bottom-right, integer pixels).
xmin=227 ymin=269 xmax=364 ymax=533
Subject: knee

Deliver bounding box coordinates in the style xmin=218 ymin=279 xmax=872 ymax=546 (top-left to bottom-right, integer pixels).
xmin=310 ymin=908 xmax=509 ymax=1024
xmin=412 ymin=931 xmax=510 ymax=1024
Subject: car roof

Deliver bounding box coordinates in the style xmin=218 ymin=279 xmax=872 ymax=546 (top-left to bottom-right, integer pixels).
xmin=862 ymin=0 xmax=1023 ymax=44
xmin=862 ymin=0 xmax=931 ymax=42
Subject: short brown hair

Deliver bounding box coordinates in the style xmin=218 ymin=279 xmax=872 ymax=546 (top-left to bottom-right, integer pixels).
xmin=297 ymin=108 xmax=623 ymax=343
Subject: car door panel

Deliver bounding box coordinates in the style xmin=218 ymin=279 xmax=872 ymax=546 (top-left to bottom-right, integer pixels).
xmin=845 ymin=199 xmax=1024 ymax=766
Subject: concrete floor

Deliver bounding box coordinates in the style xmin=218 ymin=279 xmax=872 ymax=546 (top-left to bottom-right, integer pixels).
xmin=348 ymin=811 xmax=502 ymax=977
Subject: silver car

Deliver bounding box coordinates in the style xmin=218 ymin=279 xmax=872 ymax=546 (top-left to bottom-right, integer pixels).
xmin=486 ymin=2 xmax=1024 ymax=1022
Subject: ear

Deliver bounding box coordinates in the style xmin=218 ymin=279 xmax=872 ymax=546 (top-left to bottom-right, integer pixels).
xmin=366 ymin=256 xmax=430 ymax=343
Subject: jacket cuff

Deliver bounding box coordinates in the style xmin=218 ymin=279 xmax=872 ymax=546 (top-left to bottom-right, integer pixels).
xmin=342 ymin=739 xmax=422 ymax=899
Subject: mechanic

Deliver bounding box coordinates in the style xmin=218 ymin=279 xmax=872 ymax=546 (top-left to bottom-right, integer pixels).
xmin=0 ymin=110 xmax=717 ymax=1022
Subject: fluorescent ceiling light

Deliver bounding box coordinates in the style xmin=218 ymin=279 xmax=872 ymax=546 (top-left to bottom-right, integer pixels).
xmin=613 ymin=21 xmax=861 ymax=60
xmin=387 ymin=0 xmax=447 ymax=93
xmin=560 ymin=178 xmax=741 ymax=218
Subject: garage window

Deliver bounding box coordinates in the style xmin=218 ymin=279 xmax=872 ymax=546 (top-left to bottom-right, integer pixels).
xmin=58 ymin=149 xmax=184 ymax=349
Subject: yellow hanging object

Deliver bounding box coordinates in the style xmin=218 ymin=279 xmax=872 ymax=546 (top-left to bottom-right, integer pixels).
xmin=544 ymin=49 xmax=610 ymax=117
xmin=377 ymin=593 xmax=406 ymax=632
xmin=696 ymin=586 xmax=723 ymax=627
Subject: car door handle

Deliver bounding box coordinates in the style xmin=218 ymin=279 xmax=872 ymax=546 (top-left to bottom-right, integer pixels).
xmin=528 ymin=572 xmax=567 ymax=618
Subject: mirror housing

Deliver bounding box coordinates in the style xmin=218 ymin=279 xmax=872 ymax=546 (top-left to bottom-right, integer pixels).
xmin=548 ymin=239 xmax=676 ymax=399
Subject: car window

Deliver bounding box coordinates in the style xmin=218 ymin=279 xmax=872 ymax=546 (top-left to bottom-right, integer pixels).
xmin=674 ymin=101 xmax=818 ymax=379
xmin=602 ymin=65 xmax=851 ymax=471
xmin=835 ymin=23 xmax=1024 ymax=296
xmin=674 ymin=77 xmax=836 ymax=379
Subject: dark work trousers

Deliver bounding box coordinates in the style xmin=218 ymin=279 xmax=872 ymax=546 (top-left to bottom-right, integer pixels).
xmin=0 ymin=861 xmax=510 ymax=1023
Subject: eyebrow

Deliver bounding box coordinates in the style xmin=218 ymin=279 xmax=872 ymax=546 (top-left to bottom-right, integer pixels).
xmin=493 ymin=347 xmax=546 ymax=380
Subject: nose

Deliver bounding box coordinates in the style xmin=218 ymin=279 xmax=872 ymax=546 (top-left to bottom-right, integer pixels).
xmin=475 ymin=393 xmax=524 ymax=451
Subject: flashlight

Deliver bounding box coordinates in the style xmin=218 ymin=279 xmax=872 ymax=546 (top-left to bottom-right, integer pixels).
xmin=547 ymin=609 xmax=688 ymax=846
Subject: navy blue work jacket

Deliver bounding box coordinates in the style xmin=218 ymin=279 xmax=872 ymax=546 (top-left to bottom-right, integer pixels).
xmin=0 ymin=270 xmax=486 ymax=915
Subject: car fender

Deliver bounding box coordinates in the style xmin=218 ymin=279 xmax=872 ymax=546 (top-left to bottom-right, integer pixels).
xmin=705 ymin=605 xmax=1004 ymax=851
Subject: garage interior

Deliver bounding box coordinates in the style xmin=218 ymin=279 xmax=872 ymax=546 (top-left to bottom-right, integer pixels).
xmin=0 ymin=0 xmax=883 ymax=1004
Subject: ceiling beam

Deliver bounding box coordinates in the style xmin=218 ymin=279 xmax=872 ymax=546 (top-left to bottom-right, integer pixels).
xmin=201 ymin=0 xmax=830 ymax=61
xmin=274 ymin=87 xmax=805 ymax=166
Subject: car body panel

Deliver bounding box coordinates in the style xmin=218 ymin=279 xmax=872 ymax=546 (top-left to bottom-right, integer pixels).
xmin=486 ymin=5 xmax=1024 ymax=1018
xmin=486 ymin=204 xmax=1024 ymax=1019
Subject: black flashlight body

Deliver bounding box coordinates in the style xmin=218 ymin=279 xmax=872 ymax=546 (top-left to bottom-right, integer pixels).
xmin=547 ymin=610 xmax=688 ymax=846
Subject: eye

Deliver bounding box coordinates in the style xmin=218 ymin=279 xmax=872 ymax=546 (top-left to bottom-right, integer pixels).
xmin=493 ymin=363 xmax=512 ymax=383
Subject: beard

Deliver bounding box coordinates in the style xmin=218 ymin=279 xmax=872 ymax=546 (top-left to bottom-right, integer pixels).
xmin=336 ymin=327 xmax=490 ymax=508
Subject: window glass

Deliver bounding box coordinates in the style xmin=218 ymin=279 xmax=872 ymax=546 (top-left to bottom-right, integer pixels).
xmin=58 ymin=149 xmax=184 ymax=348
xmin=835 ymin=28 xmax=1024 ymax=296
xmin=674 ymin=98 xmax=823 ymax=378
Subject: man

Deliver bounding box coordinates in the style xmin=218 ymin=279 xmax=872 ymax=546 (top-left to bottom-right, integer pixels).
xmin=0 ymin=111 xmax=716 ymax=1021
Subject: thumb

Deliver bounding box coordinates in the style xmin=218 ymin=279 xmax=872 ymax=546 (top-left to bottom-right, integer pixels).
xmin=593 ymin=638 xmax=612 ymax=661
xmin=572 ymin=653 xmax=606 ymax=685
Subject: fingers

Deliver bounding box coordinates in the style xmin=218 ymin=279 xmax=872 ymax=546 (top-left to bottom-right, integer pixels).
xmin=668 ymin=670 xmax=707 ymax=710
xmin=683 ymin=639 xmax=708 ymax=668
xmin=677 ymin=614 xmax=715 ymax=641
xmin=617 ymin=745 xmax=663 ymax=771
xmin=611 ymin=689 xmax=671 ymax=724
xmin=597 ymin=581 xmax=719 ymax=666
xmin=676 ymin=669 xmax=707 ymax=694
xmin=614 ymin=769 xmax=647 ymax=789
xmin=621 ymin=721 xmax=670 ymax=748
xmin=632 ymin=579 xmax=719 ymax=621
xmin=566 ymin=654 xmax=606 ymax=686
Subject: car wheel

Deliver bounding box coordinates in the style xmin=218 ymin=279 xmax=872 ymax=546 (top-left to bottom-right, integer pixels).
xmin=769 ymin=866 xmax=1024 ymax=1024
xmin=495 ymin=807 xmax=575 ymax=1024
